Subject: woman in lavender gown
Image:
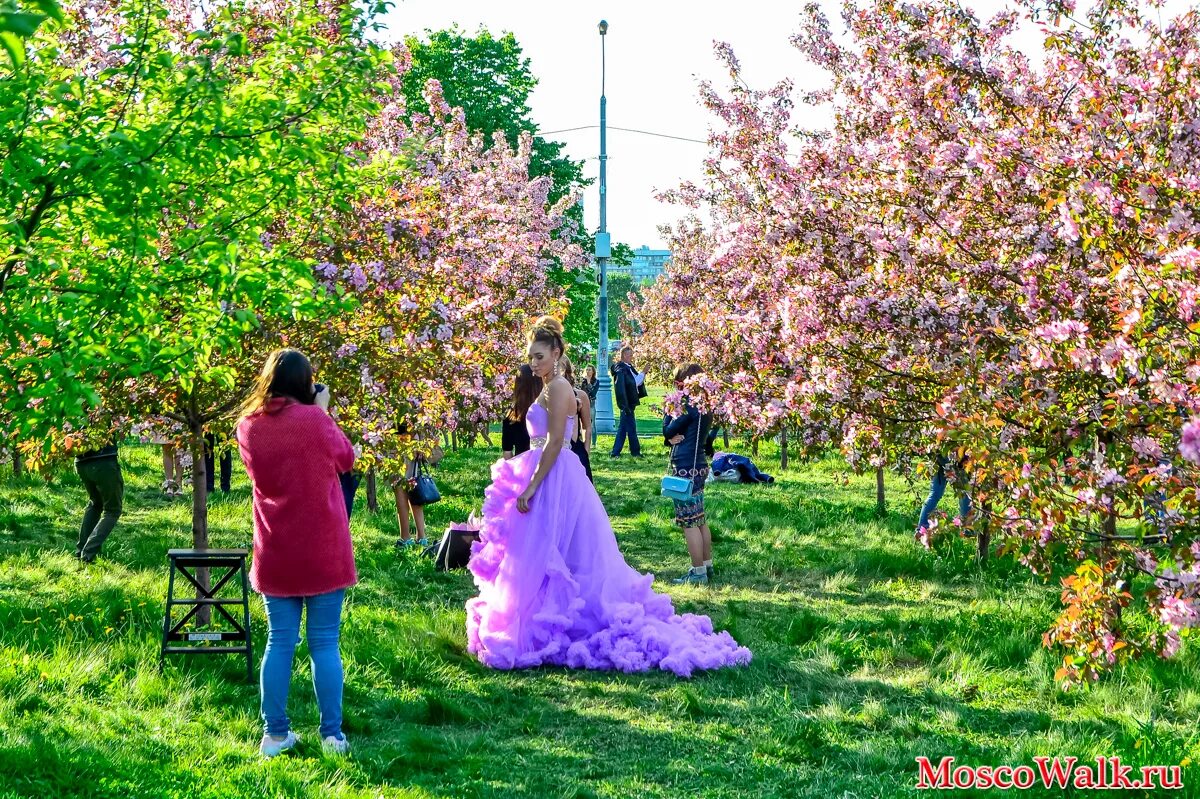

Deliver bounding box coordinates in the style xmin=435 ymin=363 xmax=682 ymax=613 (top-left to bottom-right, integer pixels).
xmin=466 ymin=317 xmax=751 ymax=678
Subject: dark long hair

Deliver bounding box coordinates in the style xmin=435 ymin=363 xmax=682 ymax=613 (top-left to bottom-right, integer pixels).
xmin=673 ymin=363 xmax=703 ymax=384
xmin=238 ymin=348 xmax=316 ymax=419
xmin=508 ymin=364 xmax=542 ymax=422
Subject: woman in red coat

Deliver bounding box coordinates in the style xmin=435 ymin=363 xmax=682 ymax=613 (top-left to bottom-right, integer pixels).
xmin=237 ymin=348 xmax=356 ymax=758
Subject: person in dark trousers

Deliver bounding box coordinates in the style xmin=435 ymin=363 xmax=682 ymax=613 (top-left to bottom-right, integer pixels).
xmin=610 ymin=346 xmax=642 ymax=458
xmin=502 ymin=365 xmax=540 ymax=459
xmin=74 ymin=441 xmax=124 ymax=563
xmin=916 ymin=454 xmax=971 ymax=534
xmin=204 ymin=431 xmax=233 ymax=495
xmin=338 ymin=471 xmax=361 ymax=520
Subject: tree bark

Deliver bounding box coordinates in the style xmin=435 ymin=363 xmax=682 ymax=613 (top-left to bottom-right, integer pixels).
xmin=976 ymin=503 xmax=991 ymax=565
xmin=11 ymin=447 xmax=22 ymax=477
xmin=722 ymin=429 xmax=730 ymax=449
xmin=366 ymin=468 xmax=378 ymax=513
xmin=751 ymin=438 xmax=760 ymax=458
xmin=480 ymin=428 xmax=493 ymax=447
xmin=875 ymin=465 xmax=886 ymax=515
xmin=780 ymin=428 xmax=789 ymax=471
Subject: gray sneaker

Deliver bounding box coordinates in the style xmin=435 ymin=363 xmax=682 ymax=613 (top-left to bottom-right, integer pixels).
xmin=672 ymin=570 xmax=709 ymax=586
xmin=705 ymin=565 xmax=715 ymax=582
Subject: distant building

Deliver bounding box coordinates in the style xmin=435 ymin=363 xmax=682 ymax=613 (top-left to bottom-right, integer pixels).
xmin=610 ymin=245 xmax=671 ymax=285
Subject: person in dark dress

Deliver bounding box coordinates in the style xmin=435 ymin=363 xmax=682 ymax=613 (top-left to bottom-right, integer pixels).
xmin=560 ymin=357 xmax=593 ymax=483
xmin=502 ymin=365 xmax=540 ymax=459
xmin=663 ymin=363 xmax=714 ymax=585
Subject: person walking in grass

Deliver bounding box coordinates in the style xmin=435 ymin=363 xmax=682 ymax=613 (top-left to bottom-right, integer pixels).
xmin=237 ymin=348 xmax=356 ymax=758
xmin=915 ymin=453 xmax=972 ymax=545
xmin=73 ymin=438 xmax=124 ymax=564
xmin=663 ymin=363 xmax=715 ymax=585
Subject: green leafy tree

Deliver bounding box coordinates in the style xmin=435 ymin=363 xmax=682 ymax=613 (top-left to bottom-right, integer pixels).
xmin=0 ymin=0 xmax=61 ymax=65
xmin=1 ymin=0 xmax=390 ymax=579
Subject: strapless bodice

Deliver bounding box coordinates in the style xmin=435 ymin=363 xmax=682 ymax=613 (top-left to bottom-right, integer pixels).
xmin=526 ymin=402 xmax=575 ymax=447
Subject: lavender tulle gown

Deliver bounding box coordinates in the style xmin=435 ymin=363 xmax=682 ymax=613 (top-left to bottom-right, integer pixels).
xmin=466 ymin=402 xmax=752 ymax=678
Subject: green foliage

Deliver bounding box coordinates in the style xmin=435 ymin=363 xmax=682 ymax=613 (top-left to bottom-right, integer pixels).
xmin=0 ymin=1 xmax=388 ymax=443
xmin=603 ymin=243 xmax=643 ymax=343
xmin=1 ymin=439 xmax=1197 ymax=797
xmin=0 ymin=0 xmax=61 ymax=65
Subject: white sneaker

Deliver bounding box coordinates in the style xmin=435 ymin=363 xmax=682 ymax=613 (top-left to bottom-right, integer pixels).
xmin=321 ymin=734 xmax=350 ymax=755
xmin=259 ymin=731 xmax=299 ymax=758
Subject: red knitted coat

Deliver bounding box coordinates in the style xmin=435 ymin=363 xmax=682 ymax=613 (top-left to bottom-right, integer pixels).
xmin=237 ymin=399 xmax=357 ymax=597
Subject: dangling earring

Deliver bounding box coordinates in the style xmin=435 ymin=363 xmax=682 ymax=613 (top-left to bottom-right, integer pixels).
xmin=553 ymin=359 xmax=561 ymax=380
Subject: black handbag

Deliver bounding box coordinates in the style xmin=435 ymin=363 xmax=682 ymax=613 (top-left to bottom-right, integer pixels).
xmin=430 ymin=523 xmax=481 ymax=571
xmin=407 ymin=461 xmax=441 ymax=506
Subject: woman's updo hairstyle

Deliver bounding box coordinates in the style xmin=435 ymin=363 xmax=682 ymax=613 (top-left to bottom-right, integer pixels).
xmin=528 ymin=315 xmax=566 ymax=358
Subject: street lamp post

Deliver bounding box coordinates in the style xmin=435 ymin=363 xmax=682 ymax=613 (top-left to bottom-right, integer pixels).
xmin=592 ymin=19 xmax=616 ymax=435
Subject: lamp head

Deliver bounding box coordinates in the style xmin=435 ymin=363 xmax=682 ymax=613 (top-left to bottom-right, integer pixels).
xmin=598 ymin=20 xmax=608 ymax=35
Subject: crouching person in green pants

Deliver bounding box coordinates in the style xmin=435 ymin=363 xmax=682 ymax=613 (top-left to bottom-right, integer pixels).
xmin=74 ymin=442 xmax=124 ymax=563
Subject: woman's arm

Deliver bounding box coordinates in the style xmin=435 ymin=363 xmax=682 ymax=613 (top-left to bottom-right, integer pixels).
xmin=517 ymin=379 xmax=573 ymax=512
xmin=578 ymin=390 xmax=593 ymax=454
xmin=322 ymin=419 xmax=355 ymax=474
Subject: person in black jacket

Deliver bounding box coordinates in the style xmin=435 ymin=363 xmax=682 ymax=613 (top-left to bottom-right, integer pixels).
xmin=74 ymin=440 xmax=124 ymax=563
xmin=663 ymin=364 xmax=714 ymax=585
xmin=610 ymin=346 xmax=642 ymax=458
xmin=502 ymin=364 xmax=540 ymax=459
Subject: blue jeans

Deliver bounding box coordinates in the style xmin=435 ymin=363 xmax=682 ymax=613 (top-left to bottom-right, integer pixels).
xmin=611 ymin=408 xmax=641 ymax=456
xmin=261 ymin=589 xmax=346 ymax=740
xmin=917 ymin=457 xmax=970 ymax=531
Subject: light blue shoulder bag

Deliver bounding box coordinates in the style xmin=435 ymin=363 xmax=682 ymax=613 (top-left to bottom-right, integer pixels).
xmin=661 ymin=416 xmax=701 ymax=500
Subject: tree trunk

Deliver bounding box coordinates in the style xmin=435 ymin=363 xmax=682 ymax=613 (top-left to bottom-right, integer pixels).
xmin=875 ymin=465 xmax=886 ymax=515
xmin=189 ymin=419 xmax=212 ymax=626
xmin=451 ymin=430 xmax=458 ymax=451
xmin=1096 ymin=430 xmax=1122 ymax=622
xmin=780 ymin=428 xmax=789 ymax=471
xmin=976 ymin=503 xmax=991 ymax=565
xmin=722 ymin=429 xmax=729 ymax=449
xmin=366 ymin=468 xmax=378 ymax=513
xmin=481 ymin=428 xmax=493 ymax=447
xmin=752 ymin=438 xmax=760 ymax=458
xmin=11 ymin=447 xmax=21 ymax=477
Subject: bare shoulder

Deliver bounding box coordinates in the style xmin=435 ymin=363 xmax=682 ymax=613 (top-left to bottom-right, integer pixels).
xmin=547 ymin=377 xmax=575 ymax=406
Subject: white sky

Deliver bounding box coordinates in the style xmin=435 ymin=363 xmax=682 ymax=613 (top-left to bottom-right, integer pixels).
xmin=379 ymin=0 xmax=1193 ymax=250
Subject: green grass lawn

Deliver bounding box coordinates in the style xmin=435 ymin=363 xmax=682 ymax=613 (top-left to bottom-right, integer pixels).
xmin=1 ymin=439 xmax=1198 ymax=799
